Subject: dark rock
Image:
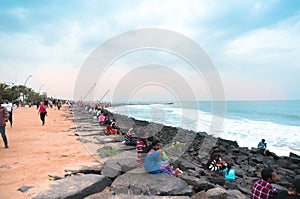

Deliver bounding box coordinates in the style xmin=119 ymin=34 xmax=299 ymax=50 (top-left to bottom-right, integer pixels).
xmin=65 ymin=165 xmax=103 ymax=175
xmin=197 ymin=132 xmax=208 ymax=137
xmin=101 ymin=160 xmax=122 ymax=179
xmin=191 ymin=190 xmax=207 ymax=199
xmin=224 ymin=181 xmax=238 ymax=190
xmin=289 ymin=152 xmax=300 ymax=159
xmin=288 ymin=163 xmax=300 ymax=170
xmin=206 ymin=187 xmax=227 ymax=199
xmin=17 ymin=185 xmax=34 ymax=192
xmin=179 ymin=161 xmax=196 ymax=171
xmin=179 ymin=174 xmax=214 ymax=191
xmin=226 ymin=189 xmax=247 ymax=199
xmin=31 ymin=174 xmax=111 ymax=199
xmin=277 ymin=159 xmax=290 ymax=169
xmin=86 ymin=193 xmax=191 ymax=199
xmin=206 ymin=177 xmax=226 ymax=186
xmin=111 ymin=168 xmax=193 ymax=196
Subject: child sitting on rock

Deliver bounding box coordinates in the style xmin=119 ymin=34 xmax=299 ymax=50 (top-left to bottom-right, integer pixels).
xmin=222 ymin=161 xmax=236 ymax=182
xmin=123 ymin=125 xmax=138 ymax=146
xmin=136 ymin=132 xmax=148 ymax=167
xmin=206 ymin=148 xmax=227 ymax=176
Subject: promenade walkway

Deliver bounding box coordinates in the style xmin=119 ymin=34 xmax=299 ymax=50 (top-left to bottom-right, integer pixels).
xmin=0 ymin=106 xmax=96 ymax=199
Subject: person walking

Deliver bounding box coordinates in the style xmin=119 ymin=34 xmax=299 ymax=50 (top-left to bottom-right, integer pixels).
xmin=0 ymin=101 xmax=9 ymax=148
xmin=38 ymin=101 xmax=47 ymax=125
xmin=1 ymin=100 xmax=13 ymax=128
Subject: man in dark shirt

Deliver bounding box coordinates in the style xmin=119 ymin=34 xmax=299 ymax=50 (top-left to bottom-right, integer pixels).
xmin=0 ymin=102 xmax=9 ymax=148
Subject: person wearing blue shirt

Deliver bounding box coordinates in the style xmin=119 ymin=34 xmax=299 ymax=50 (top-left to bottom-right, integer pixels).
xmin=258 ymin=139 xmax=267 ymax=148
xmin=144 ymin=139 xmax=181 ymax=176
xmin=222 ymin=162 xmax=236 ymax=182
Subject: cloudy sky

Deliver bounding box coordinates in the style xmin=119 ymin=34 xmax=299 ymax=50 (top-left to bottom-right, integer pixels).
xmin=0 ymin=0 xmax=300 ymax=101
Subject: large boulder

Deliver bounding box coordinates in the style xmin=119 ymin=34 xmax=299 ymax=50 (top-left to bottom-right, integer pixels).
xmin=111 ymin=168 xmax=193 ymax=196
xmin=86 ymin=193 xmax=191 ymax=199
xmin=101 ymin=150 xmax=137 ymax=179
xmin=29 ymin=174 xmax=111 ymax=199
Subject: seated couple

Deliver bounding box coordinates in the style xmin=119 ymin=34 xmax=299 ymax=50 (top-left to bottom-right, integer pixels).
xmin=206 ymin=148 xmax=236 ymax=182
xmin=105 ymin=118 xmax=123 ymax=135
xmin=143 ymin=139 xmax=182 ymax=176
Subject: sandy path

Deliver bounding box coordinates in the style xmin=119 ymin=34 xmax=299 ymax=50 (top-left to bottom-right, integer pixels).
xmin=0 ymin=106 xmax=98 ymax=199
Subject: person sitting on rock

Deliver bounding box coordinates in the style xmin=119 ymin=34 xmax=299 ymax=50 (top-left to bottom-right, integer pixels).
xmin=144 ymin=139 xmax=181 ymax=176
xmin=136 ymin=132 xmax=148 ymax=167
xmin=109 ymin=118 xmax=123 ymax=135
xmin=276 ymin=177 xmax=300 ymax=199
xmin=105 ymin=118 xmax=118 ymax=135
xmin=222 ymin=161 xmax=236 ymax=182
xmin=98 ymin=112 xmax=105 ymax=126
xmin=123 ymin=125 xmax=139 ymax=146
xmin=250 ymin=167 xmax=278 ymax=199
xmin=205 ymin=148 xmax=227 ymax=175
xmin=258 ymin=139 xmax=267 ymax=148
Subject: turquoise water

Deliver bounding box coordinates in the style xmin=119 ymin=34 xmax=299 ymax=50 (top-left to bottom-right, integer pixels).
xmin=108 ymin=100 xmax=300 ymax=156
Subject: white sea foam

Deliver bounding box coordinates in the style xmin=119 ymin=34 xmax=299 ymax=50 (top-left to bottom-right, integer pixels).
xmin=108 ymin=105 xmax=300 ymax=156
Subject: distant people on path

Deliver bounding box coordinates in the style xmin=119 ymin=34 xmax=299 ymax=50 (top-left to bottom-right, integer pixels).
xmin=206 ymin=148 xmax=227 ymax=176
xmin=1 ymin=100 xmax=13 ymax=128
xmin=36 ymin=101 xmax=40 ymax=110
xmin=43 ymin=98 xmax=48 ymax=107
xmin=0 ymin=101 xmax=9 ymax=148
xmin=57 ymin=100 xmax=62 ymax=110
xmin=250 ymin=167 xmax=278 ymax=199
xmin=144 ymin=139 xmax=181 ymax=176
xmin=38 ymin=101 xmax=47 ymax=125
xmin=123 ymin=126 xmax=138 ymax=146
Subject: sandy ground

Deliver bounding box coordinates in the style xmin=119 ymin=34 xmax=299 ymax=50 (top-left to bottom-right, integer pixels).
xmin=0 ymin=105 xmax=98 ymax=199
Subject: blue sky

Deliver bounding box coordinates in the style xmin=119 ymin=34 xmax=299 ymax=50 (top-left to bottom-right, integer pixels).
xmin=0 ymin=0 xmax=300 ymax=101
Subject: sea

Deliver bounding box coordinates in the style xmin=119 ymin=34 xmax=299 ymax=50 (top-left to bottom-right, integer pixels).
xmin=107 ymin=100 xmax=300 ymax=157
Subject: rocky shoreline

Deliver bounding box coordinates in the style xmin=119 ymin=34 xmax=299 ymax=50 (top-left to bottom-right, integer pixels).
xmin=26 ymin=104 xmax=300 ymax=199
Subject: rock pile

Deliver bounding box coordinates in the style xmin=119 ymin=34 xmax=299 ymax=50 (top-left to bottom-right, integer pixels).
xmin=25 ymin=104 xmax=300 ymax=199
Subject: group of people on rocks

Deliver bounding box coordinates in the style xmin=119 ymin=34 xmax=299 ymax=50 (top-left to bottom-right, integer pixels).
xmin=100 ymin=118 xmax=183 ymax=176
xmin=94 ymin=107 xmax=299 ymax=198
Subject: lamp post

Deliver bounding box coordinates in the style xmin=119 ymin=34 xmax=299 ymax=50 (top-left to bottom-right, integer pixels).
xmin=38 ymin=84 xmax=45 ymax=94
xmin=22 ymin=75 xmax=32 ymax=103
xmin=24 ymin=75 xmax=32 ymax=86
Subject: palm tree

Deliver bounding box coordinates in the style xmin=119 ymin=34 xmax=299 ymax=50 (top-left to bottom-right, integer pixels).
xmin=0 ymin=83 xmax=9 ymax=100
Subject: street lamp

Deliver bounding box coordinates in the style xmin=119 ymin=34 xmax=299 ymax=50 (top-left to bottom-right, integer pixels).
xmin=38 ymin=84 xmax=45 ymax=94
xmin=24 ymin=75 xmax=32 ymax=86
xmin=22 ymin=75 xmax=32 ymax=103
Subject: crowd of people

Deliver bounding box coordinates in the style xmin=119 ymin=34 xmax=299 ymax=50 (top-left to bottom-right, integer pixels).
xmin=0 ymin=98 xmax=71 ymax=149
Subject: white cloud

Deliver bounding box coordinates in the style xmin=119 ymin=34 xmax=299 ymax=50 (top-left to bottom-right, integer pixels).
xmin=223 ymin=15 xmax=300 ymax=68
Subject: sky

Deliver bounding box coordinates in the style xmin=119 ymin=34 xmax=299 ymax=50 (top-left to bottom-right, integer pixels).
xmin=0 ymin=0 xmax=300 ymax=101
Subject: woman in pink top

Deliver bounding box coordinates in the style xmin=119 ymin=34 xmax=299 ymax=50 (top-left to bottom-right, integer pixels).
xmin=38 ymin=102 xmax=47 ymax=125
xmin=98 ymin=113 xmax=105 ymax=126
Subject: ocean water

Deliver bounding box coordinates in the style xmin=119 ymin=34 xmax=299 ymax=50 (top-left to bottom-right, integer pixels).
xmin=107 ymin=100 xmax=300 ymax=156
